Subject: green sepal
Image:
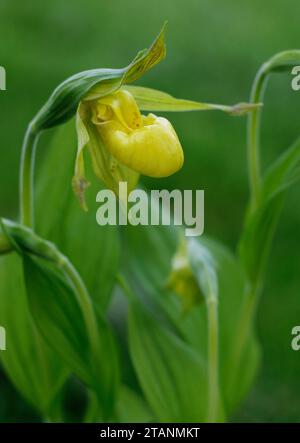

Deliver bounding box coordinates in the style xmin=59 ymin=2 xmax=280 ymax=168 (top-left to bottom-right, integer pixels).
xmin=73 ymin=102 xmax=139 ymax=210
xmin=123 ymin=85 xmax=261 ymax=115
xmin=32 ymin=24 xmax=167 ymax=131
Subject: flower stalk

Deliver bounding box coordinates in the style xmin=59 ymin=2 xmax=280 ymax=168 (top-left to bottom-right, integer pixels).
xmin=247 ymin=50 xmax=300 ymax=211
xmin=247 ymin=68 xmax=267 ymax=210
xmin=236 ymin=49 xmax=300 ymax=399
xmin=19 ymin=123 xmax=40 ymax=228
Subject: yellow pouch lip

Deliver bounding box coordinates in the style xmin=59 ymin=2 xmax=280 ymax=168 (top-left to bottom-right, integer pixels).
xmin=94 ymin=113 xmax=184 ymax=178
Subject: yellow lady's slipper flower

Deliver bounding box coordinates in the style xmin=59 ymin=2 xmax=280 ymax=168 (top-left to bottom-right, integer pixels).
xmin=72 ymin=88 xmax=185 ymax=210
xmin=69 ymin=25 xmax=258 ymax=210
xmin=91 ymin=90 xmax=184 ymax=178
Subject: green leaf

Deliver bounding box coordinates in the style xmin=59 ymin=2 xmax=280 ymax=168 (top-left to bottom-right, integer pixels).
xmin=261 ymin=137 xmax=300 ymax=201
xmin=128 ymin=300 xmax=208 ymax=422
xmin=22 ymin=254 xmax=119 ymax=418
xmin=123 ymin=85 xmax=260 ymax=115
xmin=183 ymin=236 xmax=260 ymax=415
xmin=83 ymin=384 xmax=153 ymax=423
xmin=119 ymin=221 xmax=183 ymax=336
xmin=116 ymin=385 xmax=153 ymax=423
xmin=1 ymin=219 xmax=119 ymax=418
xmin=121 ymin=23 xmax=166 ymax=85
xmin=35 ymin=119 xmax=119 ymax=311
xmin=23 ymin=255 xmax=90 ymax=381
xmin=228 ymin=333 xmax=261 ymax=410
xmin=120 ymin=221 xmax=177 ymax=296
xmin=0 ymin=253 xmax=68 ymax=415
xmin=120 ymin=219 xmax=260 ymax=418
xmin=239 ymin=137 xmax=300 ymax=284
xmin=202 ymin=238 xmax=260 ymax=413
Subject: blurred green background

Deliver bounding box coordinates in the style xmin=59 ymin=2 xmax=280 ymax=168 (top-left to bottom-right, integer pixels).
xmin=0 ymin=0 xmax=300 ymax=422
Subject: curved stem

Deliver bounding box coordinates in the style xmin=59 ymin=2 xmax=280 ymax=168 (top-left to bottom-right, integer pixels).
xmin=19 ymin=123 xmax=40 ymax=227
xmin=247 ymin=67 xmax=267 ymax=210
xmin=240 ymin=53 xmax=300 ymax=387
xmin=247 ymin=50 xmax=300 ymax=210
xmin=242 ymin=52 xmax=300 ymax=352
xmin=207 ymin=299 xmax=221 ymax=422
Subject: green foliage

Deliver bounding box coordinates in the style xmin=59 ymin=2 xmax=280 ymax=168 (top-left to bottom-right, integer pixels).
xmin=0 ymin=253 xmax=68 ymax=416
xmin=240 ymin=137 xmax=300 ymax=284
xmin=128 ymin=299 xmax=208 ymax=422
xmin=23 ymin=256 xmax=93 ymax=383
xmin=116 ymin=386 xmax=153 ymax=423
xmin=119 ymin=219 xmax=260 ymax=420
xmin=1 ymin=219 xmax=119 ymax=419
xmin=23 ymin=255 xmax=119 ymax=418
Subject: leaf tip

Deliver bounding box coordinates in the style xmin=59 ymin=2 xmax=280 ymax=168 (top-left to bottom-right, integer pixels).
xmin=229 ymin=102 xmax=263 ymax=116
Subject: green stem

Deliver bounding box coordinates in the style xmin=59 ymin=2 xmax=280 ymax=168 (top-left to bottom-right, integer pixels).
xmin=207 ymin=299 xmax=221 ymax=422
xmin=19 ymin=123 xmax=40 ymax=227
xmin=241 ymin=52 xmax=300 ymax=369
xmin=228 ymin=283 xmax=260 ymax=394
xmin=247 ymin=67 xmax=267 ymax=210
xmin=240 ymin=52 xmax=300 ymax=389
